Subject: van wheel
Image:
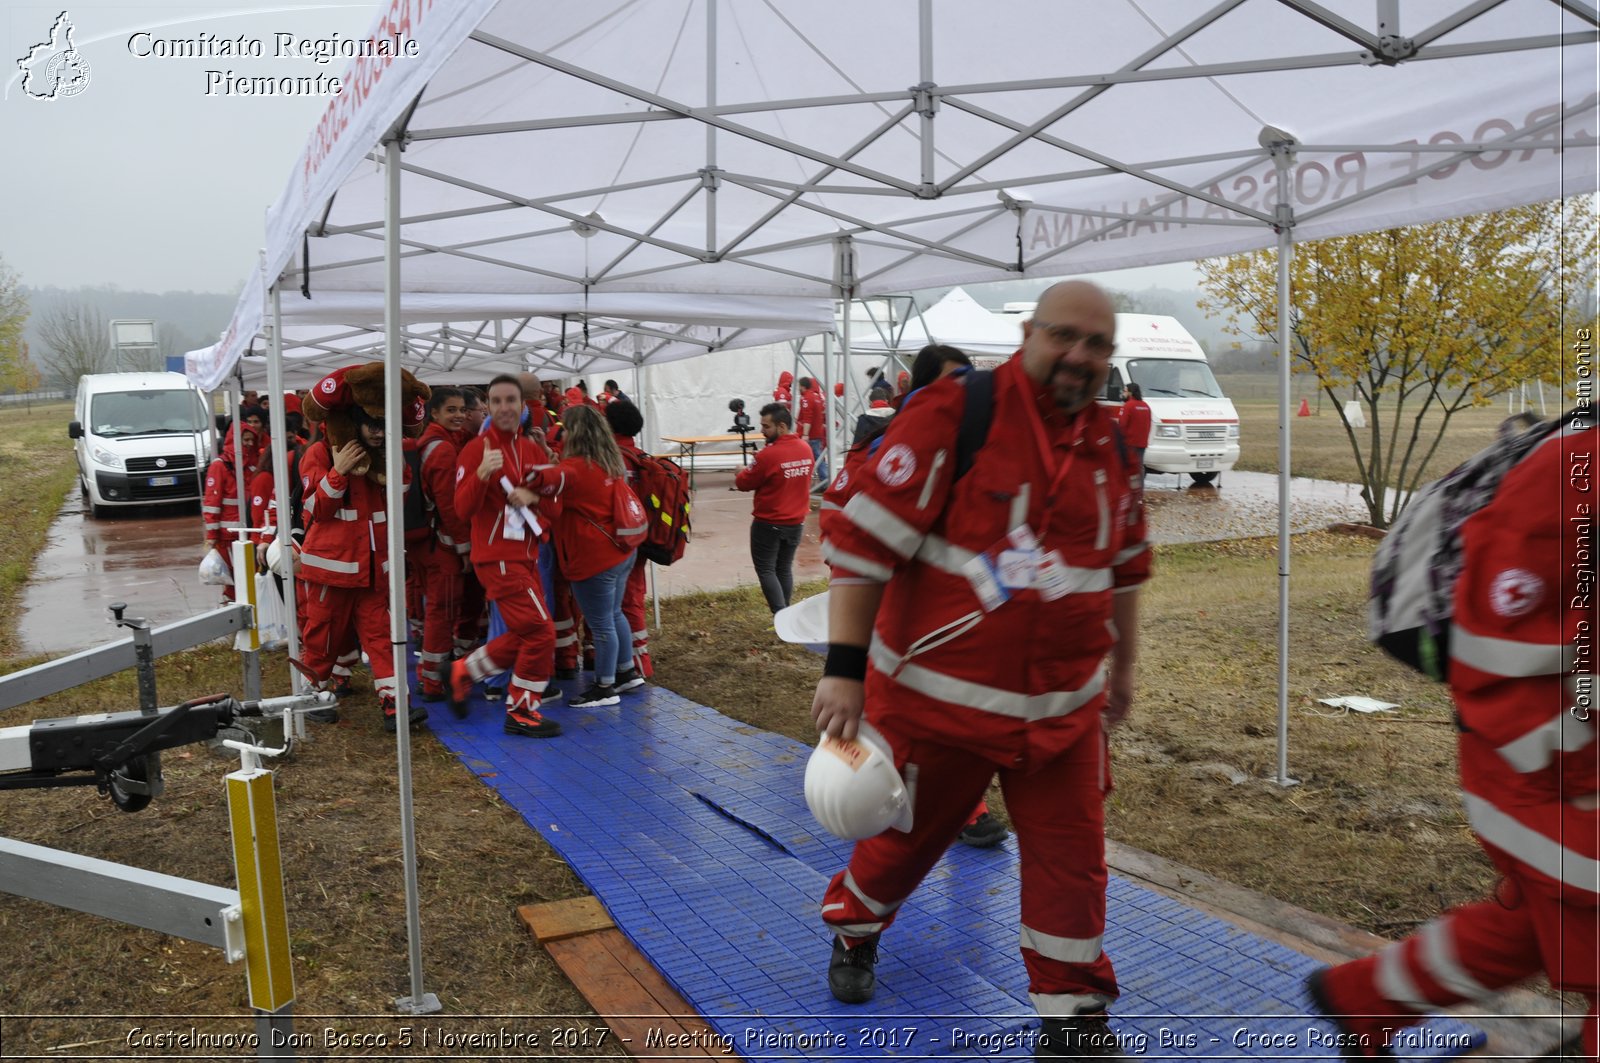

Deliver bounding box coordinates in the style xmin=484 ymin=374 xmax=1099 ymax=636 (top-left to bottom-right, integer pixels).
xmin=1189 ymin=471 xmax=1219 ymax=486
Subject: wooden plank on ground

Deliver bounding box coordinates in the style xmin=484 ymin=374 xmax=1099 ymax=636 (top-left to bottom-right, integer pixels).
xmin=521 ymin=898 xmax=742 ymax=1061
xmin=518 ymin=896 xmax=614 ymax=944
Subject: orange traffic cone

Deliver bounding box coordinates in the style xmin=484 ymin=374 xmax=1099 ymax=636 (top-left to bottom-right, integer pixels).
xmin=1296 ymin=398 xmax=1311 ymax=417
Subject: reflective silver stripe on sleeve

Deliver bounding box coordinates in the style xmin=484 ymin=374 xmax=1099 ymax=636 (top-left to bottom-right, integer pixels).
xmin=841 ymin=493 xmax=923 ymax=559
xmin=1463 ymin=793 xmax=1600 ymax=896
xmin=821 ymin=540 xmax=893 ymax=583
xmin=1451 ymin=627 xmax=1572 ymax=677
xmin=842 ymin=870 xmax=901 ymax=917
xmin=300 ymin=552 xmax=361 ymax=575
xmin=437 ymin=533 xmax=457 ymax=547
xmin=917 ymin=535 xmax=1110 ymax=593
xmin=319 ymin=478 xmax=343 ymax=498
xmin=371 ymin=511 xmax=387 ymax=524
xmin=201 ymin=505 xmax=222 ymax=515
xmin=819 ymin=499 xmax=843 ymax=514
xmin=1020 ymin=926 xmax=1104 ymax=964
xmin=1113 ymin=542 xmax=1149 ymax=566
xmin=335 ymin=508 xmax=359 ymax=521
xmin=1375 ymin=941 xmax=1433 ymax=1010
xmin=870 ymin=635 xmax=1105 ymax=721
xmin=1419 ymin=917 xmax=1490 ymax=999
xmin=1498 ymin=709 xmax=1597 ymax=774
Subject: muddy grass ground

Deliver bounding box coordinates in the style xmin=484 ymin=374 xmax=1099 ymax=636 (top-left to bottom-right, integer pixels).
xmin=0 ymin=399 xmax=1509 ymax=1054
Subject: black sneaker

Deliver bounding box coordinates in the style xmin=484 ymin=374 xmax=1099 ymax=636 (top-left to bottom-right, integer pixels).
xmin=957 ymin=811 xmax=1008 ymax=848
xmin=542 ymin=687 xmax=564 ymax=705
xmin=1036 ymin=1012 xmax=1125 ymax=1059
xmin=1305 ymin=969 xmax=1396 ymax=1059
xmin=446 ymin=659 xmax=473 ymax=720
xmin=827 ymin=935 xmax=878 ymax=1003
xmin=408 ymin=702 xmax=428 ymax=727
xmin=614 ymin=668 xmax=646 ymax=693
xmin=570 ymin=683 xmax=619 ymax=708
xmin=503 ymin=707 xmax=562 ymax=738
xmin=485 ymin=684 xmax=505 ymax=699
xmin=305 ymin=706 xmax=340 ymax=724
xmin=553 ymin=666 xmax=580 ymax=680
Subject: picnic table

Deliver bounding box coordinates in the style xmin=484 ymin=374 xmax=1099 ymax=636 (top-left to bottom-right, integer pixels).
xmin=660 ymin=432 xmax=759 ymax=488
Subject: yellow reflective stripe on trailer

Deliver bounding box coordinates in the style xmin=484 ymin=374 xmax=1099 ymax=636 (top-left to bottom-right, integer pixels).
xmin=226 ymin=768 xmax=295 ymax=1011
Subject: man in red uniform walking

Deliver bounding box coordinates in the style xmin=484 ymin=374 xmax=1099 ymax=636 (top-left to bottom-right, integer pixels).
xmin=1116 ymin=382 xmax=1151 ymax=491
xmin=1308 ymin=414 xmax=1598 ymax=1060
xmin=811 ymin=281 xmax=1149 ymax=1059
xmin=734 ymin=403 xmax=814 ymax=613
xmin=448 ymin=374 xmax=562 ymax=738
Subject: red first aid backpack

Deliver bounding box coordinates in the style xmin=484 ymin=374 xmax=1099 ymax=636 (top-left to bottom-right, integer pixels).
xmin=624 ymin=450 xmax=692 ymax=565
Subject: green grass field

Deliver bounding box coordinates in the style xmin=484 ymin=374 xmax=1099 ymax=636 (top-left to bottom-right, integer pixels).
xmin=1217 ymin=372 xmax=1528 ymax=491
xmin=0 ymin=401 xmax=79 ymax=653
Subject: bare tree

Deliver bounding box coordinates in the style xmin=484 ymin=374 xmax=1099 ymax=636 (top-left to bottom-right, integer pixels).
xmin=37 ymin=299 xmax=111 ymax=389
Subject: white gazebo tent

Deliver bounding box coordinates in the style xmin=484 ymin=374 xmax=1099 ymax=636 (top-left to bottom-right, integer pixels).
xmin=193 ymin=0 xmax=1597 ymax=1014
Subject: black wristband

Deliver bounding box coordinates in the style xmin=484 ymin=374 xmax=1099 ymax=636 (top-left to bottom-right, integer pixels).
xmin=823 ymin=643 xmax=869 ymax=681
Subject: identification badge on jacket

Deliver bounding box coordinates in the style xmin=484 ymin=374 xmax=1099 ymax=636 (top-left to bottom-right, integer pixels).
xmin=963 ymin=525 xmax=1042 ymax=611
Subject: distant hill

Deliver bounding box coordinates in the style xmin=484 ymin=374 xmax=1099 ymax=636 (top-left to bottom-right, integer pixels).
xmin=20 ymin=285 xmax=239 ymax=372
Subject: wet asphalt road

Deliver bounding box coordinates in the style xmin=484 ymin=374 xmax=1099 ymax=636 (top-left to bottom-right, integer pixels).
xmin=16 ymin=470 xmax=1376 ymax=656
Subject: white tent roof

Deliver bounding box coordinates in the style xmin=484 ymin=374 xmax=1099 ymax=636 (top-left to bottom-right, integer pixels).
xmin=192 ymin=0 xmax=1596 ymax=389
xmin=209 ymin=290 xmax=832 ymax=388
xmin=850 ymin=287 xmax=1026 ymax=357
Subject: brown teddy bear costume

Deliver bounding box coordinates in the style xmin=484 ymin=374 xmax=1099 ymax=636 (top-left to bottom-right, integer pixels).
xmin=295 ymin=361 xmax=431 ymax=731
xmin=302 ymin=361 xmax=431 ymax=483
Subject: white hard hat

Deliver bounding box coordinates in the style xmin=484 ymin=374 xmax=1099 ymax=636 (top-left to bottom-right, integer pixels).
xmin=265 ymin=539 xmax=294 ymax=576
xmin=804 ymin=720 xmax=913 ymax=840
xmin=773 ymin=590 xmax=829 ymax=653
xmin=197 ymin=547 xmax=232 ymax=587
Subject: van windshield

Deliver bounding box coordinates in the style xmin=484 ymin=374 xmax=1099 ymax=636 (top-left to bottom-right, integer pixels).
xmin=91 ymin=390 xmax=207 ymax=437
xmin=1122 ymin=358 xmax=1225 ymax=399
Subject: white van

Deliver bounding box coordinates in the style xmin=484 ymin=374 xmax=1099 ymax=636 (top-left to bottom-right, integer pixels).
xmin=1103 ymin=314 xmax=1239 ymax=485
xmin=68 ymin=372 xmax=212 ymax=516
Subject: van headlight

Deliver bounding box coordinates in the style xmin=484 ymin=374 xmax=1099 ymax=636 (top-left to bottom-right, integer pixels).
xmin=1155 ymin=425 xmax=1182 ymax=438
xmin=91 ymin=446 xmax=124 ymax=470
xmin=1227 ymin=424 xmax=1240 ymax=438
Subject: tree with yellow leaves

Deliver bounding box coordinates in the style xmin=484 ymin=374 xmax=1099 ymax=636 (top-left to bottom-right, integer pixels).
xmin=1198 ymin=197 xmax=1596 ymax=527
xmin=0 ymin=257 xmax=34 ymax=398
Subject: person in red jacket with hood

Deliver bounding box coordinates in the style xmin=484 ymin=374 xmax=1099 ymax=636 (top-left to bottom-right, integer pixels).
xmin=773 ymin=371 xmax=793 ymax=405
xmin=296 ymin=363 xmax=430 ymax=733
xmin=408 ymin=387 xmax=474 ymax=701
xmin=202 ymin=406 xmax=264 ymax=602
xmin=448 ymin=374 xmax=563 ymax=738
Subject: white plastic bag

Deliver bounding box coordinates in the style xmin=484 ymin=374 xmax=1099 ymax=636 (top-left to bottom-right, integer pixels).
xmin=198 ymin=548 xmax=232 ymax=587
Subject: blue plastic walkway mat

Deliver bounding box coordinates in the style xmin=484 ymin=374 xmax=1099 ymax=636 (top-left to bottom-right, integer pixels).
xmin=420 ymin=675 xmax=1482 ymax=1060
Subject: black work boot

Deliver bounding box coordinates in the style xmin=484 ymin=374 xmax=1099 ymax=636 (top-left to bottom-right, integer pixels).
xmin=827 ymin=935 xmax=879 ymax=1004
xmin=1036 ymin=1011 xmax=1125 ymax=1060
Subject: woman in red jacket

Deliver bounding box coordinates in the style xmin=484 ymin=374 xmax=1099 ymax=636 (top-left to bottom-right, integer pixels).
xmin=526 ymin=405 xmax=644 ymax=708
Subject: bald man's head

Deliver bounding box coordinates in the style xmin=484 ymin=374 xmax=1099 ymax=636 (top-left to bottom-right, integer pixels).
xmin=1020 ymin=280 xmax=1117 ymax=414
xmin=518 ymin=372 xmax=541 ymax=400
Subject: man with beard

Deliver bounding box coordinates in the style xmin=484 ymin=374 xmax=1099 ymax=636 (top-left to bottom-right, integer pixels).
xmin=810 ymin=281 xmax=1149 ymax=1060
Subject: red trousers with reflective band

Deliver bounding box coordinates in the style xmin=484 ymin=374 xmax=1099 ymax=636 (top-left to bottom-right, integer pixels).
xmin=464 ymin=560 xmax=555 ymax=711
xmin=454 ymin=568 xmax=486 ymax=656
xmin=410 ymin=539 xmax=464 ymax=691
xmin=1318 ymin=871 xmax=1597 ymax=1059
xmin=298 ymin=583 xmax=397 ymax=701
xmin=622 ymin=556 xmax=651 ymax=677
xmin=551 ymin=566 xmax=580 ymax=670
xmin=820 ymin=713 xmax=1117 ymax=1016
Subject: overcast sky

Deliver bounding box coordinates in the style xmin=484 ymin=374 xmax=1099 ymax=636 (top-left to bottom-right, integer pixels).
xmin=2 ymin=1 xmax=1202 ymax=299
xmin=3 ymin=2 xmax=382 ymax=294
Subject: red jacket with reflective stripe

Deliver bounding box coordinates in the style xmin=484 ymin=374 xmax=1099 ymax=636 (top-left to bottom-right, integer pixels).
xmin=825 ymin=354 xmax=1151 ymax=767
xmin=734 ymin=433 xmax=814 ymax=524
xmin=202 ymin=434 xmax=261 ymax=551
xmin=453 ymin=424 xmax=554 ymax=565
xmin=296 ymin=444 xmax=405 ymax=589
xmin=408 ymin=423 xmax=471 ymax=554
xmin=1450 ymin=420 xmax=1598 ymax=904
